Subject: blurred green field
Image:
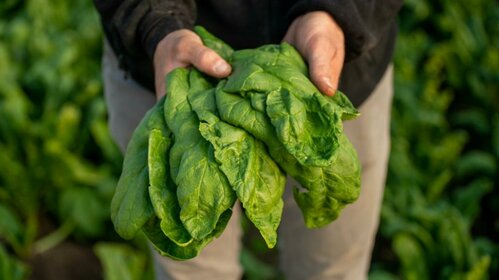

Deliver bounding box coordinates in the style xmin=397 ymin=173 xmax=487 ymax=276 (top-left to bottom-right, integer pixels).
xmin=0 ymin=0 xmax=497 ymax=279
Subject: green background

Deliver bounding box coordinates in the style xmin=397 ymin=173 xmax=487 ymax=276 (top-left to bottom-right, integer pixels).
xmin=0 ymin=0 xmax=497 ymax=279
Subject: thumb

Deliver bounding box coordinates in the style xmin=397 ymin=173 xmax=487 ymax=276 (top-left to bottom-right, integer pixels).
xmin=304 ymin=36 xmax=344 ymax=96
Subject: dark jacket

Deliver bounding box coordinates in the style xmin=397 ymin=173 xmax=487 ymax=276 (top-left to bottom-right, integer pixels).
xmin=93 ymin=0 xmax=403 ymax=107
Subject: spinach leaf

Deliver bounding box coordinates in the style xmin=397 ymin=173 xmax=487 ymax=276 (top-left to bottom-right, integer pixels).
xmin=223 ymin=43 xmax=358 ymax=167
xmin=215 ymin=81 xmax=277 ymax=144
xmin=292 ymin=134 xmax=361 ymax=227
xmin=111 ymin=98 xmax=167 ymax=240
xmin=194 ymin=26 xmax=234 ymax=61
xmin=188 ymin=86 xmax=285 ymax=248
xmin=142 ymin=209 xmax=232 ymax=260
xmin=94 ymin=243 xmax=148 ymax=280
xmin=163 ymin=69 xmax=202 ymax=182
xmin=215 ymin=82 xmax=360 ymax=228
xmin=266 ymin=88 xmax=342 ymax=167
xmin=148 ymin=129 xmax=192 ymax=246
xmin=164 ymin=69 xmax=236 ymax=240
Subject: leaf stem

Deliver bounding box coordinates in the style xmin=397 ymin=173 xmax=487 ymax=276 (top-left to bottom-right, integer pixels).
xmin=32 ymin=222 xmax=74 ymax=254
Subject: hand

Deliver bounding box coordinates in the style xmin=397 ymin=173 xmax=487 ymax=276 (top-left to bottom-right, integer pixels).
xmin=153 ymin=29 xmax=232 ymax=99
xmin=283 ymin=11 xmax=345 ymax=96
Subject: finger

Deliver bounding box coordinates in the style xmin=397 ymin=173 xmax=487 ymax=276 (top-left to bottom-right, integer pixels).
xmin=305 ymin=36 xmax=344 ymax=96
xmin=155 ymin=30 xmax=233 ymax=98
xmin=187 ymin=42 xmax=232 ymax=78
xmin=282 ymin=17 xmax=299 ymax=44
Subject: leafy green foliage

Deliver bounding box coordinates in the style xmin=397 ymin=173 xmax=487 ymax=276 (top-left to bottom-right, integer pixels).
xmin=94 ymin=243 xmax=152 ymax=280
xmin=224 ymin=44 xmax=359 ymax=167
xmin=371 ymin=0 xmax=498 ymax=278
xmin=165 ymin=69 xmax=236 ymax=241
xmin=0 ymin=245 xmax=27 ymax=280
xmin=190 ymin=87 xmax=285 ymax=248
xmin=143 ymin=211 xmax=232 ymax=261
xmin=198 ymin=30 xmax=361 ymax=230
xmin=111 ymin=29 xmax=360 ymax=259
xmin=0 ymin=0 xmax=151 ymax=279
xmin=148 ymin=126 xmax=191 ymax=247
xmin=1 ymin=0 xmax=496 ymax=278
xmin=111 ymin=100 xmax=166 ymax=240
xmin=212 ymin=43 xmax=361 ymax=228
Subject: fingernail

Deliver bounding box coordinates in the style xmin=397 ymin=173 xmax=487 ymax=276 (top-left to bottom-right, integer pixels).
xmin=213 ymin=61 xmax=230 ymax=75
xmin=323 ymin=77 xmax=336 ymax=96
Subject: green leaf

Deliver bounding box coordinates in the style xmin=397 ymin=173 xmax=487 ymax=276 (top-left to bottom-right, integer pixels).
xmin=164 ymin=69 xmax=205 ymax=182
xmin=190 ymin=87 xmax=285 ymax=248
xmin=147 ymin=129 xmax=192 ymax=246
xmin=216 ymin=81 xmax=361 ymax=228
xmin=0 ymin=245 xmax=27 ymax=280
xmin=0 ymin=205 xmax=23 ymax=252
xmin=164 ymin=69 xmax=235 ymax=240
xmin=215 ymin=81 xmax=277 ymax=144
xmin=369 ymin=270 xmax=399 ymax=280
xmin=55 ymin=104 xmax=81 ymax=148
xmin=292 ymin=134 xmax=361 ymax=227
xmin=175 ymin=139 xmax=235 ymax=239
xmin=453 ymin=178 xmax=493 ymax=223
xmin=194 ymin=26 xmax=234 ymax=61
xmin=465 ymin=255 xmax=490 ymax=280
xmin=393 ymin=233 xmax=429 ymax=280
xmin=90 ymin=116 xmax=122 ymax=164
xmin=59 ymin=187 xmax=106 ymax=237
xmin=143 ymin=210 xmax=232 ymax=260
xmin=327 ymin=91 xmax=360 ymax=120
xmin=240 ymin=247 xmax=279 ymax=280
xmin=224 ymin=43 xmax=359 ymax=167
xmin=111 ymin=98 xmax=167 ymax=240
xmin=266 ymin=88 xmax=342 ymax=167
xmin=456 ymin=151 xmax=497 ymax=179
xmin=437 ymin=209 xmax=470 ymax=271
xmin=94 ymin=243 xmax=148 ymax=280
xmin=224 ymin=63 xmax=282 ymax=93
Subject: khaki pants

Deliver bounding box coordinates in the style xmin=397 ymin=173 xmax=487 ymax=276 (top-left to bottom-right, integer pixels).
xmin=102 ymin=42 xmax=393 ymax=280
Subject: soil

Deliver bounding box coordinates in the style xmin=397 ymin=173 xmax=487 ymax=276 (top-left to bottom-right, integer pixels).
xmin=29 ymin=240 xmax=103 ymax=280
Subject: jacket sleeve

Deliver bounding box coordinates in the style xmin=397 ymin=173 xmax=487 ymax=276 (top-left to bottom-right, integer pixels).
xmin=287 ymin=0 xmax=403 ymax=61
xmin=93 ymin=0 xmax=196 ymax=60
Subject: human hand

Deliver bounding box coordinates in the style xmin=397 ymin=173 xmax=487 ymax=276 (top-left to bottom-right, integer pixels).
xmin=153 ymin=29 xmax=232 ymax=99
xmin=283 ymin=11 xmax=345 ymax=96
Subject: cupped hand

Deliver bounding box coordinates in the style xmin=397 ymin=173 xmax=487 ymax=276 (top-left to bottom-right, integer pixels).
xmin=153 ymin=29 xmax=232 ymax=99
xmin=283 ymin=11 xmax=345 ymax=96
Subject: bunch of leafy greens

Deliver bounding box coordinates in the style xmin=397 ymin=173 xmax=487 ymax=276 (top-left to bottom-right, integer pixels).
xmin=111 ymin=26 xmax=361 ymax=260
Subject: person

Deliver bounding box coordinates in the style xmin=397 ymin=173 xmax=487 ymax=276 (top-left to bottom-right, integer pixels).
xmin=93 ymin=1 xmax=403 ymax=279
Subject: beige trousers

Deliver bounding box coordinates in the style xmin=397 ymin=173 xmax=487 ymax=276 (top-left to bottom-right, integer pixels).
xmin=102 ymin=42 xmax=393 ymax=280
